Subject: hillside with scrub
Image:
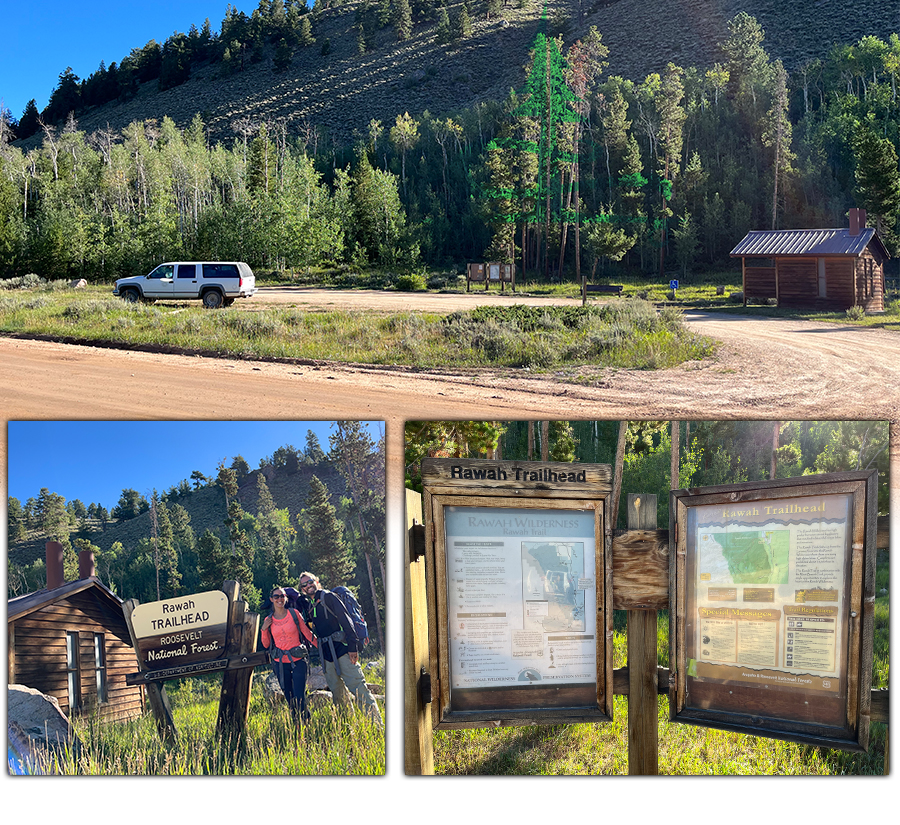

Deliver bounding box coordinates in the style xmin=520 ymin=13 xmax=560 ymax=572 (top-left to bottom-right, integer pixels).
xmin=10 ymin=1 xmax=900 ymax=146
xmin=1 ymin=2 xmax=898 ymax=290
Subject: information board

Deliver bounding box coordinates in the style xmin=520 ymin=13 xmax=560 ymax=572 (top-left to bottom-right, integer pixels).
xmin=444 ymin=506 xmax=597 ymax=692
xmin=421 ymin=457 xmax=613 ymax=729
xmin=670 ymin=472 xmax=877 ymax=751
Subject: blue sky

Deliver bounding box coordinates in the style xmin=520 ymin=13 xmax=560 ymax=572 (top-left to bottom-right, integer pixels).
xmin=7 ymin=420 xmax=383 ymax=510
xmin=1 ymin=2 xmax=266 ymax=122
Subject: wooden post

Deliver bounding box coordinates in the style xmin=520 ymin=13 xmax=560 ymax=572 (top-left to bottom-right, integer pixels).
xmin=122 ymin=598 xmax=177 ymax=746
xmin=627 ymin=494 xmax=659 ymax=775
xmin=216 ymin=580 xmax=254 ymax=736
xmin=405 ymin=489 xmax=434 ymax=774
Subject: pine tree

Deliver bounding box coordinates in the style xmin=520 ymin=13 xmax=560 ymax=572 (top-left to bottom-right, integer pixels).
xmin=395 ymin=0 xmax=413 ymax=41
xmin=197 ymin=529 xmax=230 ymax=591
xmin=298 ymin=16 xmax=315 ymax=46
xmin=435 ymin=6 xmax=452 ymax=45
xmin=17 ymin=100 xmax=40 ymax=140
xmin=305 ymin=429 xmax=326 ymax=463
xmin=7 ymin=497 xmax=26 ymax=543
xmin=455 ymin=5 xmax=471 ymax=39
xmin=256 ymin=472 xmax=290 ymax=586
xmin=853 ymin=115 xmax=900 ymax=251
xmin=301 ymin=475 xmax=353 ymax=589
xmin=273 ymin=38 xmax=293 ymax=71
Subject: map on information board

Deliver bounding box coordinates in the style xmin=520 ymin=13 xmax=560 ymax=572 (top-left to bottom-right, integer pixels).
xmin=522 ymin=541 xmax=586 ymax=632
xmin=691 ymin=493 xmax=851 ymax=694
xmin=699 ymin=530 xmax=791 ymax=584
xmin=443 ymin=506 xmax=597 ymax=691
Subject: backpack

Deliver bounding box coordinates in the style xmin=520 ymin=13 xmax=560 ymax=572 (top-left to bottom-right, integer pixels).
xmin=331 ymin=586 xmax=369 ymax=647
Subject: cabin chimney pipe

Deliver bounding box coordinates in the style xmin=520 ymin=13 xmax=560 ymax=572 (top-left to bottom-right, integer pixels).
xmin=78 ymin=549 xmax=96 ymax=580
xmin=46 ymin=541 xmax=64 ymax=589
xmin=849 ymin=208 xmax=867 ymax=236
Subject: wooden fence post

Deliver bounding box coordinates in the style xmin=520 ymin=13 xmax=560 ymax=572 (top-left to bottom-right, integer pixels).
xmin=216 ymin=580 xmax=255 ymax=736
xmin=122 ymin=598 xmax=177 ymax=746
xmin=627 ymin=493 xmax=659 ymax=775
xmin=405 ymin=488 xmax=434 ymax=774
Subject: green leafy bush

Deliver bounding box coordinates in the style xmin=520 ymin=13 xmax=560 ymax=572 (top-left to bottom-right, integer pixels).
xmin=395 ymin=270 xmax=428 ymax=291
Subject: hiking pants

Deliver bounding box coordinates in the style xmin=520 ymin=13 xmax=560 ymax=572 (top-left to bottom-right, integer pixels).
xmin=274 ymin=658 xmax=310 ymax=722
xmin=323 ymin=654 xmax=382 ymax=724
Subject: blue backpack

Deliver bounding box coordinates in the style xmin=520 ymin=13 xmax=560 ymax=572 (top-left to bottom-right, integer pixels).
xmin=331 ymin=586 xmax=369 ymax=647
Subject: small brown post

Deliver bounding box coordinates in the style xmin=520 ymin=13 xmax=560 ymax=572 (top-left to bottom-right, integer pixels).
xmin=216 ymin=580 xmax=256 ymax=736
xmin=627 ymin=494 xmax=659 ymax=775
xmin=123 ymin=598 xmax=178 ymax=746
xmin=405 ymin=489 xmax=434 ymax=774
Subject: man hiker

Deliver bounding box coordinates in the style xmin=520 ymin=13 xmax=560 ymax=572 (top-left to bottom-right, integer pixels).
xmin=299 ymin=571 xmax=382 ymax=725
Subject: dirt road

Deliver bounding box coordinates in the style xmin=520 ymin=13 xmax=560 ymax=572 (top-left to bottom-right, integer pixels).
xmin=3 ymin=293 xmax=898 ymax=422
xmin=3 ymin=295 xmax=899 ymax=500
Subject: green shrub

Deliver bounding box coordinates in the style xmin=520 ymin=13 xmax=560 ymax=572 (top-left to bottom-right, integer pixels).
xmin=0 ymin=273 xmax=44 ymax=290
xmin=845 ymin=305 xmax=865 ymax=321
xmin=395 ymin=270 xmax=428 ymax=291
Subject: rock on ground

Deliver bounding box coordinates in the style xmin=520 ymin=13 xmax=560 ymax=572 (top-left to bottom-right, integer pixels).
xmin=8 ymin=684 xmax=77 ymax=772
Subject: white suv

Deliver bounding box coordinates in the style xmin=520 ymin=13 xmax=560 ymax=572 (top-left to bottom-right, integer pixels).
xmin=113 ymin=262 xmax=257 ymax=308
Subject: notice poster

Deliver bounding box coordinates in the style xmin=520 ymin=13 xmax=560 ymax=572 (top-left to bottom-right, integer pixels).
xmin=690 ymin=494 xmax=850 ymax=694
xmin=444 ymin=506 xmax=596 ymax=691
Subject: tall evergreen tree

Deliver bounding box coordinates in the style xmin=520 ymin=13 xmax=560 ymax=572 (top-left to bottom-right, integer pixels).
xmin=853 ymin=116 xmax=900 ymax=251
xmin=301 ymin=475 xmax=353 ymax=589
xmin=394 ymin=0 xmax=413 ymax=41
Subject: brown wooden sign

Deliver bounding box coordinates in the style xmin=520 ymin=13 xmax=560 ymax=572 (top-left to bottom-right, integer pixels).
xmin=421 ymin=458 xmax=614 ymax=729
xmin=669 ymin=471 xmax=877 ymax=752
xmin=130 ymin=590 xmax=229 ymax=670
xmin=123 ymin=581 xmax=260 ymax=743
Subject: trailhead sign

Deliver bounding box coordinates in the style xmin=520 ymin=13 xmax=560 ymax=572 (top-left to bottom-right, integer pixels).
xmin=130 ymin=590 xmax=229 ymax=672
xmin=445 ymin=507 xmax=597 ymax=692
xmin=421 ymin=457 xmax=613 ymax=728
xmin=670 ymin=472 xmax=877 ymax=751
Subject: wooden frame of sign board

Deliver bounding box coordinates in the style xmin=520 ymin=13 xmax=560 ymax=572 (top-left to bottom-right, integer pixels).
xmin=421 ymin=457 xmax=614 ymax=729
xmin=669 ymin=470 xmax=877 ymax=752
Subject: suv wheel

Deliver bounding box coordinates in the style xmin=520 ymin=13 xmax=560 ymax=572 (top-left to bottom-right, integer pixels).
xmin=202 ymin=289 xmax=224 ymax=309
xmin=122 ymin=287 xmax=141 ymax=304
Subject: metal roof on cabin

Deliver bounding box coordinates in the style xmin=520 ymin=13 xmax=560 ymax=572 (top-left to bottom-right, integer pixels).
xmin=730 ymin=227 xmax=880 ymax=257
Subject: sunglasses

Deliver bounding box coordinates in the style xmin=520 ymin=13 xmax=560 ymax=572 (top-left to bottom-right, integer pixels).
xmin=299 ymin=580 xmax=314 ymax=587
xmin=271 ymin=594 xmax=286 ymax=599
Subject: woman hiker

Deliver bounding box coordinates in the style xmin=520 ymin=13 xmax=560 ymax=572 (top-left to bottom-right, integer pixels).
xmin=261 ymin=586 xmax=317 ymax=723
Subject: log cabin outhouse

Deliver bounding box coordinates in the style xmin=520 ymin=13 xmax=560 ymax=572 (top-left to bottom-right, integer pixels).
xmin=730 ymin=208 xmax=888 ymax=312
xmin=8 ymin=542 xmax=144 ymax=721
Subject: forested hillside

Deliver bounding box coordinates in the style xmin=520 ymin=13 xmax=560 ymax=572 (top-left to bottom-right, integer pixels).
xmin=7 ymin=424 xmax=386 ymax=648
xmin=1 ymin=2 xmax=898 ymax=284
xmin=405 ymin=420 xmax=892 ymax=523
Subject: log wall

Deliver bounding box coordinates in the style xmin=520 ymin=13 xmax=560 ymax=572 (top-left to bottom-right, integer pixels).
xmin=10 ymin=592 xmax=144 ymax=721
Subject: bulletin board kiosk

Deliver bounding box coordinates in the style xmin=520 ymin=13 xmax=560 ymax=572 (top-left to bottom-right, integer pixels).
xmin=421 ymin=458 xmax=614 ymax=729
xmin=669 ymin=471 xmax=877 ymax=751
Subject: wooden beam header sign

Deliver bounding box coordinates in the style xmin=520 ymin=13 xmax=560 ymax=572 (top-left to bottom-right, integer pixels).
xmin=130 ymin=590 xmax=229 ymax=670
xmin=669 ymin=471 xmax=877 ymax=752
xmin=421 ymin=458 xmax=614 ymax=729
xmin=422 ymin=458 xmax=612 ymax=496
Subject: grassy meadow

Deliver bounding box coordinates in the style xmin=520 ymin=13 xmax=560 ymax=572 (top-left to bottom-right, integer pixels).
xmin=0 ymin=283 xmax=715 ymax=372
xmin=432 ymin=554 xmax=889 ymax=776
xmin=27 ymin=658 xmax=385 ymax=776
